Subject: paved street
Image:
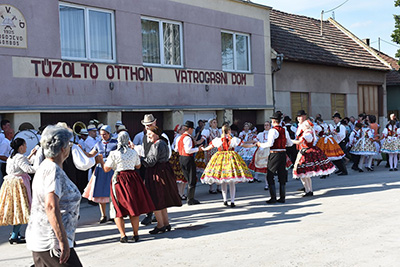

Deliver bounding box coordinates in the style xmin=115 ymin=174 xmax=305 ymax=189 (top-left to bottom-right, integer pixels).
xmin=1 ymin=164 xmax=400 ymax=267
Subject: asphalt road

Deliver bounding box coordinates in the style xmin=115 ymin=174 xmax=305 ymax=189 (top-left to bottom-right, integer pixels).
xmin=1 ymin=164 xmax=400 ymax=266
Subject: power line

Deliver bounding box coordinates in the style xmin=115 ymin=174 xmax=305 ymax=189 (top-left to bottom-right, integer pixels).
xmin=380 ymin=38 xmax=400 ymax=48
xmin=323 ymin=0 xmax=350 ymax=13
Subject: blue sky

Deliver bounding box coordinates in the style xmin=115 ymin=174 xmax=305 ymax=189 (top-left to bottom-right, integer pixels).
xmin=253 ymin=0 xmax=400 ymax=59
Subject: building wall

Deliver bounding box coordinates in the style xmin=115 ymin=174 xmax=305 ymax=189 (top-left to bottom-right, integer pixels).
xmin=274 ymin=62 xmax=387 ymax=120
xmin=0 ymin=0 xmax=273 ymax=132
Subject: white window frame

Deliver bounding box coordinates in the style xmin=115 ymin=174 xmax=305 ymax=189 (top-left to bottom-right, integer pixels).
xmin=59 ymin=2 xmax=116 ymax=63
xmin=221 ymin=30 xmax=251 ymax=73
xmin=141 ymin=16 xmax=184 ymax=68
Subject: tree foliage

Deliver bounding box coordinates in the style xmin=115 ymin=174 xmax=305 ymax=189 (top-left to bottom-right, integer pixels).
xmin=392 ymin=0 xmax=400 ymax=58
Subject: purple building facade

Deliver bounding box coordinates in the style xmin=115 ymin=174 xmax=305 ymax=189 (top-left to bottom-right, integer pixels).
xmin=0 ymin=0 xmax=273 ymax=135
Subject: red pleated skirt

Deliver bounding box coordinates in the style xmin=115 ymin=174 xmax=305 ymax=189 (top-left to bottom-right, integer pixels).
xmin=111 ymin=170 xmax=155 ymax=218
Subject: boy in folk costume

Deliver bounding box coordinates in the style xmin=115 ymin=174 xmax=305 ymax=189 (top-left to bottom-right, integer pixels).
xmin=257 ymin=112 xmax=293 ymax=204
xmin=330 ymin=113 xmax=348 ymax=176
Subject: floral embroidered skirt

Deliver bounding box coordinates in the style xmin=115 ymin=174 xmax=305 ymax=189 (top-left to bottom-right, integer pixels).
xmin=381 ymin=137 xmax=400 ymax=154
xmin=316 ymin=137 xmax=345 ymax=161
xmin=201 ymin=151 xmax=253 ymax=184
xmin=169 ymin=151 xmax=186 ymax=183
xmin=293 ymin=147 xmax=336 ymax=179
xmin=350 ymin=138 xmax=378 ymax=156
xmin=0 ymin=175 xmax=31 ymax=226
xmin=237 ymin=146 xmax=257 ymax=166
xmin=194 ymin=150 xmax=207 ymax=172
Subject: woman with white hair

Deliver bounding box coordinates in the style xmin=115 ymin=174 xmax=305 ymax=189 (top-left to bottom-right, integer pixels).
xmin=99 ymin=131 xmax=155 ymax=243
xmin=26 ymin=125 xmax=82 ymax=266
xmin=292 ymin=113 xmax=336 ymax=197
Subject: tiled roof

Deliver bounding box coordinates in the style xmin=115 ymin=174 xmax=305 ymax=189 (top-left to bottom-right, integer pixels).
xmin=375 ymin=51 xmax=400 ymax=85
xmin=270 ymin=10 xmax=390 ymax=71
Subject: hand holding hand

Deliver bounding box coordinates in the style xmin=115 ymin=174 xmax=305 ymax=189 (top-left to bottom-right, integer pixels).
xmin=95 ymin=154 xmax=103 ymax=164
xmin=128 ymin=140 xmax=135 ymax=149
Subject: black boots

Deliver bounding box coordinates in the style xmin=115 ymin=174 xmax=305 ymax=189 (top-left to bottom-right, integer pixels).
xmin=266 ymin=185 xmax=277 ymax=204
xmin=277 ymin=184 xmax=286 ymax=203
xmin=267 ymin=184 xmax=285 ymax=204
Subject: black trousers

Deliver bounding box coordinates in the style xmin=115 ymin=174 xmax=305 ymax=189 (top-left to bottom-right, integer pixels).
xmin=179 ymin=155 xmax=197 ymax=200
xmin=332 ymin=141 xmax=348 ymax=174
xmin=266 ymin=152 xmax=288 ymax=185
xmin=32 ymin=248 xmax=83 ymax=267
xmin=286 ymin=145 xmax=298 ymax=164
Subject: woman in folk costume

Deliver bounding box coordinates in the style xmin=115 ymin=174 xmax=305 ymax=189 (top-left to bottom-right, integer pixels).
xmin=380 ymin=120 xmax=400 ymax=171
xmin=249 ymin=121 xmax=271 ymax=188
xmin=348 ymin=122 xmax=363 ymax=171
xmin=169 ymin=124 xmax=188 ymax=199
xmin=292 ymin=110 xmax=336 ymax=197
xmin=368 ymin=115 xmax=382 ymax=164
xmin=99 ymin=131 xmax=155 ymax=243
xmin=0 ymin=138 xmax=37 ymax=244
xmin=350 ymin=123 xmax=378 ymax=172
xmin=237 ymin=122 xmax=258 ymax=166
xmin=142 ymin=126 xmax=182 ymax=234
xmin=197 ymin=118 xmax=222 ymax=194
xmin=201 ymin=124 xmax=255 ymax=207
xmin=314 ymin=117 xmax=345 ymax=164
xmin=82 ymin=125 xmax=118 ymax=223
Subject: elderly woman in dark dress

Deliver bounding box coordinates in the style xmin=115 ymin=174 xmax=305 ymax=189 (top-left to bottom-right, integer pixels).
xmin=142 ymin=126 xmax=182 ymax=234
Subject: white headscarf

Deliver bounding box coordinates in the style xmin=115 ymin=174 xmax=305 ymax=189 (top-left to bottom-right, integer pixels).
xmin=117 ymin=131 xmax=130 ymax=153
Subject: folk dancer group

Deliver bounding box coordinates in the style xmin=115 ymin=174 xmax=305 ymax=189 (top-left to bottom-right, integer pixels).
xmin=1 ymin=111 xmax=400 ymax=265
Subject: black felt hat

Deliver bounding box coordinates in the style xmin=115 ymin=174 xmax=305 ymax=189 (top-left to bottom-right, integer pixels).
xmin=296 ymin=110 xmax=307 ymax=116
xmin=270 ymin=112 xmax=282 ymax=121
xmin=183 ymin=120 xmax=195 ymax=129
xmin=283 ymin=116 xmax=292 ymax=122
xmin=332 ymin=113 xmax=342 ymax=119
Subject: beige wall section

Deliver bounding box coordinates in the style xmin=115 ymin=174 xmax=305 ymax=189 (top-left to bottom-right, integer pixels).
xmin=256 ymin=109 xmax=274 ymax=124
xmin=275 ymin=91 xmax=291 ymax=117
xmin=347 ymin=94 xmax=358 ymax=118
xmin=170 ymin=0 xmax=271 ymax=19
xmin=217 ymin=109 xmax=233 ymax=126
xmin=12 ymin=113 xmax=41 ymax=132
xmin=310 ymin=93 xmax=331 ymax=118
xmin=104 ymin=111 xmax=122 ymax=132
xmin=164 ymin=110 xmax=184 ymax=130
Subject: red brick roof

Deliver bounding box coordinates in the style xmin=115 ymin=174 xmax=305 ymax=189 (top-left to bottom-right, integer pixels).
xmin=375 ymin=50 xmax=400 ymax=85
xmin=270 ymin=10 xmax=390 ymax=71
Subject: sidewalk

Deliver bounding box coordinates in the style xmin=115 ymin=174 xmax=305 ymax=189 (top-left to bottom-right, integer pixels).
xmin=1 ymin=165 xmax=400 ymax=266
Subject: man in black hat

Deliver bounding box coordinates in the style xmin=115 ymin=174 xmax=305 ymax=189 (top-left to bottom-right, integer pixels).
xmin=176 ymin=120 xmax=203 ymax=205
xmin=257 ymin=112 xmax=293 ymax=203
xmin=331 ymin=113 xmax=348 ymax=176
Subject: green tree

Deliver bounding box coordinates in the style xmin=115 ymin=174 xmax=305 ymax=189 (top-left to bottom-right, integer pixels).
xmin=392 ymin=0 xmax=400 ymax=58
